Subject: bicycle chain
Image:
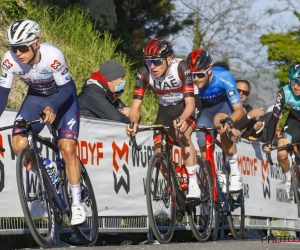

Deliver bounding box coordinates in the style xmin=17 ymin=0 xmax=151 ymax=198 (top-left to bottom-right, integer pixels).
xmin=171 ymin=160 xmax=183 ymax=191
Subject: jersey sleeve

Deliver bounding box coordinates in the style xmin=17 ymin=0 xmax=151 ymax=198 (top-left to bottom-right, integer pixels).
xmin=221 ymin=72 xmax=241 ymax=105
xmin=177 ymin=60 xmax=194 ymax=98
xmin=0 ymin=52 xmax=15 ymax=89
xmin=48 ymin=48 xmax=72 ymax=86
xmin=0 ymin=53 xmax=15 ymax=116
xmin=133 ymin=65 xmax=149 ymax=100
xmin=266 ymin=88 xmax=285 ymax=143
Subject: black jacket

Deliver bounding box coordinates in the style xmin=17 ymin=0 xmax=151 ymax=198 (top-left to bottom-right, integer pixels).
xmin=78 ymin=76 xmax=130 ymax=124
xmin=234 ymin=104 xmax=262 ymax=139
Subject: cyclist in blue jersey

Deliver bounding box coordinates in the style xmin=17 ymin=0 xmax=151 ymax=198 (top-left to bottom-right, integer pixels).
xmin=186 ymin=50 xmax=245 ymax=191
xmin=0 ymin=19 xmax=85 ymax=225
xmin=263 ymin=64 xmax=300 ymax=200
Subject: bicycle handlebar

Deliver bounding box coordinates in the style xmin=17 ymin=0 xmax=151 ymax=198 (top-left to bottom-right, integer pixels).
xmin=264 ymin=142 xmax=300 ymax=166
xmin=195 ymin=125 xmax=233 ymax=144
xmin=129 ymin=121 xmax=189 ymax=151
xmin=0 ymin=111 xmax=60 ymax=152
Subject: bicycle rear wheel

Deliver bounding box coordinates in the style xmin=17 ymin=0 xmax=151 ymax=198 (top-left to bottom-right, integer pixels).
xmin=292 ymin=164 xmax=300 ymax=217
xmin=63 ymin=157 xmax=99 ymax=246
xmin=146 ymin=152 xmax=176 ymax=244
xmin=227 ymin=190 xmax=245 ymax=239
xmin=188 ymin=156 xmax=213 ymax=242
xmin=16 ymin=148 xmax=55 ymax=248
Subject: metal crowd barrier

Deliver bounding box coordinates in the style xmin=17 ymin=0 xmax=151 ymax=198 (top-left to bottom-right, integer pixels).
xmin=1 ymin=215 xmax=299 ymax=241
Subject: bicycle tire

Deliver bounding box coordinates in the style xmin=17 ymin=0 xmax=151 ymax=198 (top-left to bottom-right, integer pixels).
xmin=206 ymin=160 xmax=220 ymax=241
xmin=16 ymin=148 xmax=55 ymax=248
xmin=146 ymin=152 xmax=176 ymax=244
xmin=63 ymin=157 xmax=99 ymax=246
xmin=227 ymin=168 xmax=245 ymax=240
xmin=188 ymin=156 xmax=214 ymax=242
xmin=292 ymin=164 xmax=300 ymax=217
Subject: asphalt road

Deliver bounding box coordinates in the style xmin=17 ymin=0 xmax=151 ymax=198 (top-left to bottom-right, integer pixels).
xmin=22 ymin=239 xmax=300 ymax=250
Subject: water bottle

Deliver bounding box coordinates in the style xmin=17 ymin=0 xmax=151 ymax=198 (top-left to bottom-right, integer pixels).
xmin=218 ymin=171 xmax=227 ymax=193
xmin=44 ymin=158 xmax=57 ymax=184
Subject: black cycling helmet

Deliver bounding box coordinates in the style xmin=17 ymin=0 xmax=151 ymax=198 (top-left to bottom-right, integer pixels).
xmin=288 ymin=64 xmax=300 ymax=80
xmin=143 ymin=38 xmax=173 ymax=59
xmin=186 ymin=49 xmax=212 ymax=72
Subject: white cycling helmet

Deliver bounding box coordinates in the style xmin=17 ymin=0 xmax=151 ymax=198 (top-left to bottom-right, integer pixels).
xmin=7 ymin=19 xmax=41 ymax=45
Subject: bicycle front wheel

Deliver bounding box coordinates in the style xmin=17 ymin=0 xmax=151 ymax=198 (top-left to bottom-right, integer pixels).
xmin=227 ymin=190 xmax=245 ymax=239
xmin=16 ymin=148 xmax=55 ymax=248
xmin=146 ymin=152 xmax=176 ymax=244
xmin=292 ymin=164 xmax=300 ymax=217
xmin=188 ymin=156 xmax=213 ymax=242
xmin=63 ymin=157 xmax=99 ymax=246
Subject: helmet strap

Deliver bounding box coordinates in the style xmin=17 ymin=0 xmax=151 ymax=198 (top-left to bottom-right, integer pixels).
xmin=28 ymin=44 xmax=40 ymax=65
xmin=160 ymin=58 xmax=170 ymax=77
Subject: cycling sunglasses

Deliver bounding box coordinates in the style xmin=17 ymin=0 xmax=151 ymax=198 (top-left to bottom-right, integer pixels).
xmin=290 ymin=79 xmax=300 ymax=86
xmin=237 ymin=88 xmax=250 ymax=96
xmin=146 ymin=59 xmax=164 ymax=67
xmin=10 ymin=40 xmax=36 ymax=54
xmin=191 ymin=68 xmax=210 ymax=79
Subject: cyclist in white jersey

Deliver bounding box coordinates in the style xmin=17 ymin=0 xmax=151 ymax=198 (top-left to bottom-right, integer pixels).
xmin=126 ymin=38 xmax=202 ymax=199
xmin=0 ymin=19 xmax=85 ymax=225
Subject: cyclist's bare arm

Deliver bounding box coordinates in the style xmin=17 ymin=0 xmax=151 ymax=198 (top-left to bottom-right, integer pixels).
xmin=175 ymin=60 xmax=195 ymax=130
xmin=229 ymin=103 xmax=245 ymax=123
xmin=175 ymin=96 xmax=195 ymax=131
xmin=127 ymin=99 xmax=142 ymax=136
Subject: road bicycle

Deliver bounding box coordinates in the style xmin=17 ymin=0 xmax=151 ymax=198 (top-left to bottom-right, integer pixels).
xmin=194 ymin=126 xmax=245 ymax=240
xmin=264 ymin=142 xmax=300 ymax=217
xmin=130 ymin=122 xmax=213 ymax=243
xmin=0 ymin=113 xmax=98 ymax=248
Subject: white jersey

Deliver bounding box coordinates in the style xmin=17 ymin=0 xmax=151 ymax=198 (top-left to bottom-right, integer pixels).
xmin=0 ymin=43 xmax=71 ymax=95
xmin=148 ymin=58 xmax=185 ymax=106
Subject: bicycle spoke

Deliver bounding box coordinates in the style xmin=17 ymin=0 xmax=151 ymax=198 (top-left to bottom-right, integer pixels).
xmin=146 ymin=153 xmax=176 ymax=244
xmin=63 ymin=158 xmax=98 ymax=246
xmin=188 ymin=156 xmax=213 ymax=242
xmin=227 ymin=191 xmax=245 ymax=239
xmin=16 ymin=148 xmax=54 ymax=248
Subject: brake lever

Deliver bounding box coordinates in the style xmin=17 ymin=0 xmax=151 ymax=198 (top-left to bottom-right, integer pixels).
xmin=129 ymin=122 xmax=142 ymax=151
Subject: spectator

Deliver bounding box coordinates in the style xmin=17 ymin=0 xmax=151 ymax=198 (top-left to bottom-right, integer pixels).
xmin=78 ymin=60 xmax=130 ymax=123
xmin=233 ymin=79 xmax=264 ymax=139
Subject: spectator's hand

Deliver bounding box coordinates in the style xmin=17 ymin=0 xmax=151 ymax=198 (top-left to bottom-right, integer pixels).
xmin=248 ymin=108 xmax=264 ymax=119
xmin=254 ymin=120 xmax=263 ymax=131
xmin=119 ymin=107 xmax=131 ymax=117
xmin=40 ymin=106 xmax=56 ymax=124
xmin=231 ymin=128 xmax=242 ymax=138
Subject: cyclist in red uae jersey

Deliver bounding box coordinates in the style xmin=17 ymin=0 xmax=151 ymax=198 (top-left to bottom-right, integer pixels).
xmin=0 ymin=19 xmax=85 ymax=225
xmin=126 ymin=38 xmax=202 ymax=199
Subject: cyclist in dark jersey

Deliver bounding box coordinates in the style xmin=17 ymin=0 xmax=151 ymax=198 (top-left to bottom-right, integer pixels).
xmin=186 ymin=50 xmax=246 ymax=192
xmin=126 ymin=38 xmax=202 ymax=199
xmin=0 ymin=19 xmax=85 ymax=225
xmin=263 ymin=64 xmax=300 ymax=199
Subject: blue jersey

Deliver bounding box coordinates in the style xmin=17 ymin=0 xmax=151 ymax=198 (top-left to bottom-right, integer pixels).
xmin=197 ymin=66 xmax=241 ymax=106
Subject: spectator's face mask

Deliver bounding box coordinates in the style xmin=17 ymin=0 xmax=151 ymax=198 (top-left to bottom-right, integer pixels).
xmin=115 ymin=80 xmax=126 ymax=92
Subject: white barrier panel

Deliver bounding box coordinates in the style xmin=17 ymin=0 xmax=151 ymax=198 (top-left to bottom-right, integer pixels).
xmin=0 ymin=110 xmax=298 ymax=219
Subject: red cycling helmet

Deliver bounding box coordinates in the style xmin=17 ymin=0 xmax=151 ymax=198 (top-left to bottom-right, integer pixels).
xmin=186 ymin=49 xmax=212 ymax=72
xmin=143 ymin=38 xmax=173 ymax=59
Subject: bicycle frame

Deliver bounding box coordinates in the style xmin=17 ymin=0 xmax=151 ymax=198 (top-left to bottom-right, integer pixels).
xmin=26 ymin=125 xmax=69 ymax=216
xmin=198 ymin=127 xmax=233 ymax=210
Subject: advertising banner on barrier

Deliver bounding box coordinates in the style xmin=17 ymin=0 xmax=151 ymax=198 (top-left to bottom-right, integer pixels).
xmin=0 ymin=110 xmax=298 ymax=219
